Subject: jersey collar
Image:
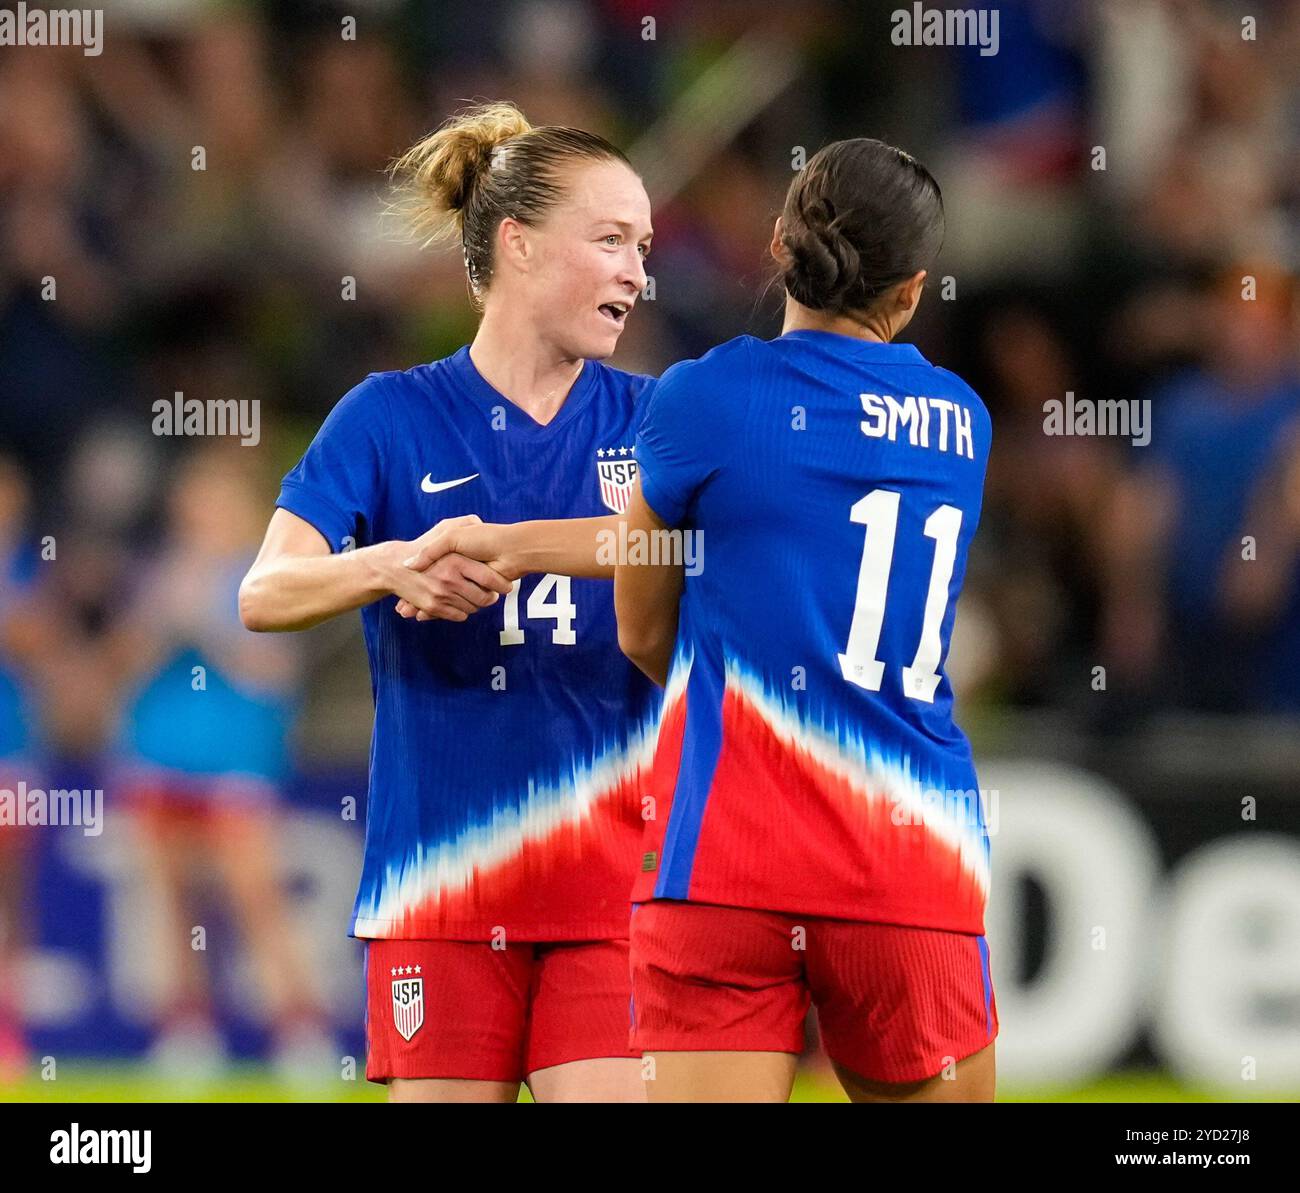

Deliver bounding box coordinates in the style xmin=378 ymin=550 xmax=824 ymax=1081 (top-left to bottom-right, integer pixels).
xmin=448 ymin=345 xmax=599 ymax=435
xmin=778 ymin=329 xmax=929 ymax=365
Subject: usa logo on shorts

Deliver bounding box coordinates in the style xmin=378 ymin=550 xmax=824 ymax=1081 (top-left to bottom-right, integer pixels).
xmin=392 ymin=974 xmax=424 ymax=1041
xmin=597 ymin=451 xmax=637 ymax=513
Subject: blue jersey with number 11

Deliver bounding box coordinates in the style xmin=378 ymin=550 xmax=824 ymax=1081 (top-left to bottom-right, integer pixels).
xmin=632 ymin=330 xmax=993 ymax=933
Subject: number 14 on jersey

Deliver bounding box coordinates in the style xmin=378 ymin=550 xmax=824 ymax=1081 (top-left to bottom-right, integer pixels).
xmin=499 ymin=573 xmax=577 ymax=646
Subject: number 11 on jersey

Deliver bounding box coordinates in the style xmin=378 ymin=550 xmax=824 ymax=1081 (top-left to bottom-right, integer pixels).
xmin=837 ymin=488 xmax=962 ymax=704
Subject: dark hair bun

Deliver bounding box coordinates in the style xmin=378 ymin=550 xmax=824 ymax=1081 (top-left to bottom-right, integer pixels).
xmin=779 ymin=139 xmax=944 ymax=315
xmin=783 ymin=196 xmax=865 ymax=310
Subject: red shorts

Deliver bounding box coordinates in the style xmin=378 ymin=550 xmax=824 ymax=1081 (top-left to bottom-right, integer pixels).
xmin=365 ymin=937 xmax=638 ymax=1083
xmin=629 ymin=901 xmax=998 ymax=1085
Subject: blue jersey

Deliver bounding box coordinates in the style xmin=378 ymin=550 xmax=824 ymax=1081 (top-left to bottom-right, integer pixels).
xmin=632 ymin=330 xmax=992 ymax=933
xmin=277 ymin=347 xmax=661 ymax=940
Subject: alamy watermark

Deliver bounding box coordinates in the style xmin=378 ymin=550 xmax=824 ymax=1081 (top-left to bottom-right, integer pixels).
xmin=597 ymin=523 xmax=704 ymax=576
xmin=891 ymin=4 xmax=999 ymax=57
xmin=0 ymin=4 xmax=103 ymax=56
xmin=152 ymin=392 xmax=261 ymax=446
xmin=891 ymin=786 xmax=999 ymax=836
xmin=50 ymin=1124 xmax=151 ymax=1173
xmin=1043 ymin=392 xmax=1151 ymax=446
xmin=0 ymin=781 xmax=103 ymax=836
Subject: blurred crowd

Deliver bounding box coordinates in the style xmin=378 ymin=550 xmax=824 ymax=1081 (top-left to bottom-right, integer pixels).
xmin=0 ymin=0 xmax=1299 ymax=1069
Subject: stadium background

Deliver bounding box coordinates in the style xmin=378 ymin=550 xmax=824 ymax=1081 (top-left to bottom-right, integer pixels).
xmin=1 ymin=0 xmax=1299 ymax=1102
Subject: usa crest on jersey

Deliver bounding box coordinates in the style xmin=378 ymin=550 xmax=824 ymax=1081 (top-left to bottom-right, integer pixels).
xmin=392 ymin=975 xmax=424 ymax=1040
xmin=597 ymin=451 xmax=638 ymax=513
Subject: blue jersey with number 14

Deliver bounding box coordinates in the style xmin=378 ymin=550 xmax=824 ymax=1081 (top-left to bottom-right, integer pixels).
xmin=277 ymin=347 xmax=661 ymax=941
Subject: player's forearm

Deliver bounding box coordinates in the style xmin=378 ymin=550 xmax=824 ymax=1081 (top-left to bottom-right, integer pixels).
xmin=615 ymin=568 xmax=680 ymax=687
xmin=239 ymin=544 xmax=397 ymax=632
xmin=480 ymin=515 xmax=620 ymax=580
xmin=614 ymin=568 xmax=682 ymax=689
xmin=619 ymin=623 xmax=675 ymax=687
xmin=611 ymin=481 xmax=683 ymax=684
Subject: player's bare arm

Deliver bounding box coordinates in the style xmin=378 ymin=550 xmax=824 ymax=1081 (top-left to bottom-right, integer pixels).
xmin=394 ymin=513 xmax=622 ymax=621
xmin=401 ymin=513 xmax=620 ymax=580
xmin=239 ymin=509 xmax=512 ymax=632
xmin=613 ymin=479 xmax=682 ymax=686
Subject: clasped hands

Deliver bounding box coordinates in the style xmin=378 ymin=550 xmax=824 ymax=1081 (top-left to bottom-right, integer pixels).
xmin=386 ymin=515 xmax=515 ymax=623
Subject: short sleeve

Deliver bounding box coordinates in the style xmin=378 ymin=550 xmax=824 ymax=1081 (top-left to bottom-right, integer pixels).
xmin=276 ymin=374 xmax=392 ymax=552
xmin=635 ymin=345 xmax=744 ymax=526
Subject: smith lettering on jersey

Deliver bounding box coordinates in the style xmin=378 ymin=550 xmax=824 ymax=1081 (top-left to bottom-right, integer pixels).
xmin=857 ymin=392 xmax=976 ymax=458
xmin=277 ymin=348 xmax=661 ymax=942
xmin=633 ymin=331 xmax=993 ymax=936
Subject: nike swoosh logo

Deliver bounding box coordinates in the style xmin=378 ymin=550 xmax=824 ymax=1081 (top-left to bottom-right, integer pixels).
xmin=421 ymin=473 xmax=479 ymax=494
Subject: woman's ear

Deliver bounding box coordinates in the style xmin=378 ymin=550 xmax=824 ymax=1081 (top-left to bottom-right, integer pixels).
xmin=769 ymin=216 xmax=788 ymax=266
xmin=896 ymin=269 xmax=927 ymax=312
xmin=497 ymin=216 xmax=530 ymax=273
